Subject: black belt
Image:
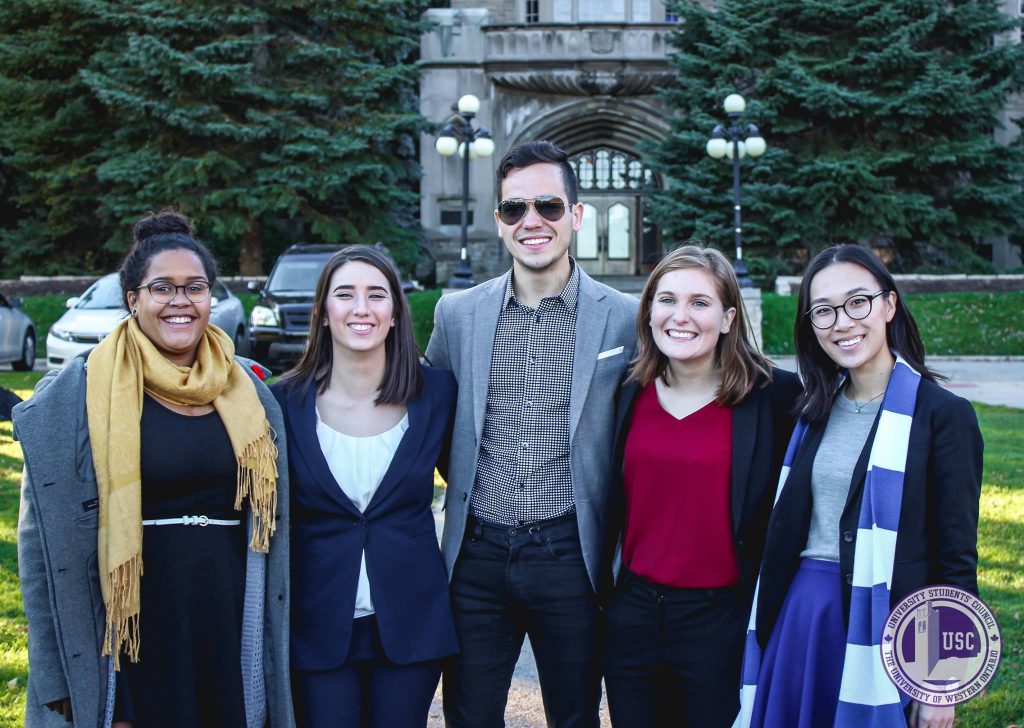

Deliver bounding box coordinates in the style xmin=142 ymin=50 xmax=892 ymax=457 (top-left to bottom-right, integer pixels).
xmin=467 ymin=509 xmax=576 ymax=540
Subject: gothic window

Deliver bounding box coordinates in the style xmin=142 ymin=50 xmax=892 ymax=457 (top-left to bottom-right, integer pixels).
xmin=525 ymin=0 xmax=539 ymax=23
xmin=594 ymin=150 xmax=611 ymax=189
xmin=569 ymin=148 xmax=650 ymax=192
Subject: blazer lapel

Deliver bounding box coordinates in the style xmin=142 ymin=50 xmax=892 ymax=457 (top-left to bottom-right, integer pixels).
xmin=730 ymin=391 xmax=759 ymax=535
xmin=471 ymin=274 xmax=506 ymax=442
xmin=365 ymin=387 xmax=430 ymax=513
xmin=570 ymin=275 xmax=609 ymax=443
xmin=776 ymin=419 xmax=826 ymax=517
xmin=288 ymin=385 xmax=362 ymax=518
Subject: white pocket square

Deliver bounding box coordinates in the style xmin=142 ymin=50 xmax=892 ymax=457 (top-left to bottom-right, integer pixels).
xmin=597 ymin=346 xmax=624 ymax=360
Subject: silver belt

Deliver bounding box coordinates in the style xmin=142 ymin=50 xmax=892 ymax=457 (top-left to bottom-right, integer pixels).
xmin=141 ymin=515 xmax=240 ymax=527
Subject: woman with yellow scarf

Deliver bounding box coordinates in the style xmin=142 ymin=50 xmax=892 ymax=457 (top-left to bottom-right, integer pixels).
xmin=15 ymin=211 xmax=294 ymax=728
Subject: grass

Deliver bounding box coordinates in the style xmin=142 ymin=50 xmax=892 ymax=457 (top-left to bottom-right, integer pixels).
xmin=17 ymin=289 xmax=1023 ymax=361
xmin=761 ymin=291 xmax=1024 ymax=356
xmin=409 ymin=288 xmax=443 ymax=354
xmin=0 ymin=362 xmax=1021 ymax=725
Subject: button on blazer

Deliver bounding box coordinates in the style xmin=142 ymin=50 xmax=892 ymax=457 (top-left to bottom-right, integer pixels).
xmin=273 ymin=365 xmax=459 ymax=670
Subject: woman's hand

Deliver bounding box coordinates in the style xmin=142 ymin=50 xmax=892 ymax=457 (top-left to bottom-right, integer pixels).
xmin=45 ymin=699 xmax=72 ymax=722
xmin=908 ymin=700 xmax=954 ymax=728
xmin=112 ymin=723 xmax=133 ymax=728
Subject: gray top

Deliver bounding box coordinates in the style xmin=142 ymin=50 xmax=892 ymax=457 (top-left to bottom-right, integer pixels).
xmin=800 ymin=389 xmax=881 ymax=562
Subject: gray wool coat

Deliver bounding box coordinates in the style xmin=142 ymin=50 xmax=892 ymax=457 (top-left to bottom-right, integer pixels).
xmin=13 ymin=356 xmax=295 ymax=728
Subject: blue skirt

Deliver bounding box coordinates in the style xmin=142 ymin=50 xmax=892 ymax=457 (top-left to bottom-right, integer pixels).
xmin=750 ymin=559 xmax=846 ymax=728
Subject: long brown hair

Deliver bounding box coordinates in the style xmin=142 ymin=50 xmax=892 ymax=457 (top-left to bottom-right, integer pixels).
xmin=277 ymin=245 xmax=423 ymax=404
xmin=629 ymin=243 xmax=772 ymax=406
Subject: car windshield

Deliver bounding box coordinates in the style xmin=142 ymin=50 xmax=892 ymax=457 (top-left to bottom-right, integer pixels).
xmin=77 ymin=275 xmax=125 ymax=310
xmin=267 ymin=254 xmax=333 ymax=293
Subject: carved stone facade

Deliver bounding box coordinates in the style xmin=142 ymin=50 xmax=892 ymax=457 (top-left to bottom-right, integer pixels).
xmin=419 ymin=1 xmax=678 ymax=283
xmin=419 ymin=0 xmax=1023 ymax=282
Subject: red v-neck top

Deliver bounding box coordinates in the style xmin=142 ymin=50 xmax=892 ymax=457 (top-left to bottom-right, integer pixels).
xmin=622 ymin=382 xmax=740 ymax=588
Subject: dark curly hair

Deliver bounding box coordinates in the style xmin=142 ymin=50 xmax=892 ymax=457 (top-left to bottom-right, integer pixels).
xmin=119 ymin=210 xmax=218 ymax=310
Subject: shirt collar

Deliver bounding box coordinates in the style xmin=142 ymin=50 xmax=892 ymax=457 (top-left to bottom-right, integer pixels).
xmin=503 ymin=257 xmax=580 ymax=312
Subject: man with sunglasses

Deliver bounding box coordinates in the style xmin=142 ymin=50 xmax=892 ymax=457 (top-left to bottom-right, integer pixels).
xmin=427 ymin=140 xmax=638 ymax=727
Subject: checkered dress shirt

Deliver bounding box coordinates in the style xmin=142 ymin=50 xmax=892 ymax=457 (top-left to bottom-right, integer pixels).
xmin=470 ymin=263 xmax=580 ymax=526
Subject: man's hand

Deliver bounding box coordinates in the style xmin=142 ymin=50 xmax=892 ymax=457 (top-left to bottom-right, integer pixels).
xmin=908 ymin=700 xmax=954 ymax=728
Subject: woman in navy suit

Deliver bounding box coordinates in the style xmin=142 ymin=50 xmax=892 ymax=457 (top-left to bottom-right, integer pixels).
xmin=603 ymin=245 xmax=801 ymax=727
xmin=271 ymin=245 xmax=457 ymax=728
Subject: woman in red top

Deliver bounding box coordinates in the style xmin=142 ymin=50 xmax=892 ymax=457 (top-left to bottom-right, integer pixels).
xmin=603 ymin=244 xmax=801 ymax=728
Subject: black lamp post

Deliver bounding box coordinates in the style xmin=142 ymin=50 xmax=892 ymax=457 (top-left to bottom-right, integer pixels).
xmin=706 ymin=94 xmax=767 ymax=288
xmin=435 ymin=94 xmax=494 ymax=289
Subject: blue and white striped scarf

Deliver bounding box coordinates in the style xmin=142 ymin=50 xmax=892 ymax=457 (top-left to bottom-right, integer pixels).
xmin=734 ymin=355 xmax=922 ymax=728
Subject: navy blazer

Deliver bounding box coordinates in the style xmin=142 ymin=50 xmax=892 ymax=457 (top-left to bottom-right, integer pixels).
xmin=272 ymin=365 xmax=459 ymax=670
xmin=754 ymin=378 xmax=984 ymax=649
xmin=608 ymin=367 xmax=802 ymax=601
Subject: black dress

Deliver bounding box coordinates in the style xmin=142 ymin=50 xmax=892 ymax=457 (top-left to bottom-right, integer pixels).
xmin=116 ymin=395 xmax=248 ymax=727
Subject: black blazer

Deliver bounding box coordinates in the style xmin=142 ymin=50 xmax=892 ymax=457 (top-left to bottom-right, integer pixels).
xmin=607 ymin=367 xmax=802 ymax=601
xmin=272 ymin=365 xmax=459 ymax=670
xmin=754 ymin=378 xmax=983 ymax=649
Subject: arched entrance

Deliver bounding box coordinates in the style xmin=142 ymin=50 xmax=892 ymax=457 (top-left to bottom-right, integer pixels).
xmin=503 ymin=100 xmax=669 ymax=277
xmin=568 ymin=147 xmax=656 ymax=275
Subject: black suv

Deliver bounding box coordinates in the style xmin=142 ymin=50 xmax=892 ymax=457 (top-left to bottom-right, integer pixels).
xmin=248 ymin=243 xmax=343 ymax=366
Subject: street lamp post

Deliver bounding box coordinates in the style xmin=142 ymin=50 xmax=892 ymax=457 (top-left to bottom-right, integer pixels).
xmin=435 ymin=94 xmax=495 ymax=289
xmin=706 ymin=94 xmax=767 ymax=288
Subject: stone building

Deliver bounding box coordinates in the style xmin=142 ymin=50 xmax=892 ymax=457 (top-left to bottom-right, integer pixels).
xmin=418 ymin=1 xmax=1022 ymax=284
xmin=419 ymin=0 xmax=682 ymax=284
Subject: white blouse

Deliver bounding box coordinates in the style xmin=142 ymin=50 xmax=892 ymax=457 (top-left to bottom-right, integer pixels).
xmin=316 ymin=407 xmax=409 ymax=618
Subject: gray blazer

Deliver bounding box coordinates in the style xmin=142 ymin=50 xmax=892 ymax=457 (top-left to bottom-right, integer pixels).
xmin=13 ymin=356 xmax=294 ymax=728
xmin=426 ymin=268 xmax=639 ymax=591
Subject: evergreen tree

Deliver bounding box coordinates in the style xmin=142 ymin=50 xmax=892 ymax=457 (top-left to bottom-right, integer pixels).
xmin=1 ymin=0 xmax=427 ymax=275
xmin=0 ymin=0 xmax=127 ymax=273
xmin=648 ymin=0 xmax=1024 ymax=273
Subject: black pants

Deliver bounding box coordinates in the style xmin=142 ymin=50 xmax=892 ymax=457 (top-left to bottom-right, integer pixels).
xmin=443 ymin=512 xmax=602 ymax=728
xmin=603 ymin=570 xmax=747 ymax=728
xmin=293 ymin=616 xmax=442 ymax=728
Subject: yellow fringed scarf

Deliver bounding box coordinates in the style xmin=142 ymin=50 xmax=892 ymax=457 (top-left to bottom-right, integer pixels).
xmin=86 ymin=317 xmax=278 ymax=668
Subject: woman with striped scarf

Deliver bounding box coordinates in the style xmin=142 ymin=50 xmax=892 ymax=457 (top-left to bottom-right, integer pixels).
xmin=738 ymin=245 xmax=983 ymax=728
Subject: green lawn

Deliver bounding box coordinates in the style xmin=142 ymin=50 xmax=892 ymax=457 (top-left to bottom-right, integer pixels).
xmin=761 ymin=291 xmax=1024 ymax=356
xmin=18 ymin=289 xmax=1024 ymax=360
xmin=0 ymin=380 xmax=1021 ymax=725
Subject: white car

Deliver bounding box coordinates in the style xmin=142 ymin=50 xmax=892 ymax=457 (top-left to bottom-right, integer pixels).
xmin=47 ymin=273 xmax=248 ymax=369
xmin=0 ymin=289 xmax=37 ymax=371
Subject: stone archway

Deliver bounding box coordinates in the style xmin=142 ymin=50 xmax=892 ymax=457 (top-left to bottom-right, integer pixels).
xmin=506 ymin=99 xmax=669 ymax=275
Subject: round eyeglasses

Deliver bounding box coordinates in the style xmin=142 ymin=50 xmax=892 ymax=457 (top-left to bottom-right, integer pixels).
xmin=134 ymin=280 xmax=212 ymax=304
xmin=806 ymin=290 xmax=888 ymax=329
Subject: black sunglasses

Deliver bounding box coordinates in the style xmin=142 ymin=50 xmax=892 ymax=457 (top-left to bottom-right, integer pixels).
xmin=496 ymin=196 xmax=570 ymax=226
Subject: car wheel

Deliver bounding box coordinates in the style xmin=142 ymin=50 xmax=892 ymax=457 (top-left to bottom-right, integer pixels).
xmin=250 ymin=341 xmax=270 ymax=366
xmin=233 ymin=326 xmax=248 ymax=357
xmin=12 ymin=331 xmax=35 ymax=371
